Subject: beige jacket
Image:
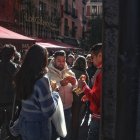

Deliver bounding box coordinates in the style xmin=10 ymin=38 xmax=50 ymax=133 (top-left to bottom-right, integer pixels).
xmin=48 ymin=60 xmax=77 ymax=109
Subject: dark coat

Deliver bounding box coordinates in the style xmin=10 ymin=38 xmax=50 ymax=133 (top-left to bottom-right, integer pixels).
xmin=71 ymin=68 xmax=89 ymax=140
xmin=0 ymin=61 xmax=17 ymax=104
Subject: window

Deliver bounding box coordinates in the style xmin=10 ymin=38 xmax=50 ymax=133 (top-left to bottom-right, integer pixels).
xmin=64 ymin=18 xmax=69 ymax=36
xmin=92 ymin=6 xmax=97 ymax=16
xmin=39 ymin=1 xmax=46 ymax=18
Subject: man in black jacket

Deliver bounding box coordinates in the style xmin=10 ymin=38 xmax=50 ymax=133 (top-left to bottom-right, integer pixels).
xmin=0 ymin=44 xmax=18 ymax=135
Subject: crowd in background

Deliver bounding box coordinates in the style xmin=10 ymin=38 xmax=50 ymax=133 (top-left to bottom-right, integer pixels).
xmin=0 ymin=43 xmax=102 ymax=140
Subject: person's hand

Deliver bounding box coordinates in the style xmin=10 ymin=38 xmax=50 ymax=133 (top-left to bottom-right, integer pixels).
xmin=60 ymin=78 xmax=69 ymax=86
xmin=65 ymin=76 xmax=76 ymax=85
xmin=50 ymin=80 xmax=59 ymax=91
xmin=77 ymin=74 xmax=87 ymax=88
xmin=78 ymin=79 xmax=86 ymax=89
xmin=81 ymin=95 xmax=89 ymax=102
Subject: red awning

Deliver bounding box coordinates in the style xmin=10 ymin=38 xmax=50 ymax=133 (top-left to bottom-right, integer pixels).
xmin=35 ymin=38 xmax=81 ymax=49
xmin=0 ymin=26 xmax=35 ymax=43
xmin=36 ymin=42 xmax=73 ymax=49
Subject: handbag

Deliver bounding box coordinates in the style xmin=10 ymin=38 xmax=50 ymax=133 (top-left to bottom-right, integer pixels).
xmin=51 ymin=95 xmax=67 ymax=138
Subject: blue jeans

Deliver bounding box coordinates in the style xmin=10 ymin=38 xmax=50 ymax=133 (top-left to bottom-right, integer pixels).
xmin=87 ymin=118 xmax=100 ymax=140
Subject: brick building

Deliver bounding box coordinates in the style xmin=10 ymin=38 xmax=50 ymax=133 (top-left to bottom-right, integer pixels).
xmin=0 ymin=0 xmax=16 ymax=31
xmin=0 ymin=0 xmax=61 ymax=39
xmin=86 ymin=0 xmax=102 ymax=32
xmin=0 ymin=0 xmax=88 ymax=47
xmin=60 ymin=0 xmax=87 ymax=40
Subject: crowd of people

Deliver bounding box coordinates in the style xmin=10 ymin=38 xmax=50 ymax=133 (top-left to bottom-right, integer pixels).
xmin=0 ymin=43 xmax=102 ymax=140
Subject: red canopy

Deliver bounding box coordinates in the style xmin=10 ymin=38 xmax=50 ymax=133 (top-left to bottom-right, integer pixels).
xmin=0 ymin=26 xmax=35 ymax=43
xmin=35 ymin=38 xmax=81 ymax=49
xmin=36 ymin=42 xmax=73 ymax=49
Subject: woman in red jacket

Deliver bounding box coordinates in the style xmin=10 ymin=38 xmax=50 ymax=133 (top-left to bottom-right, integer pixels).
xmin=78 ymin=43 xmax=102 ymax=140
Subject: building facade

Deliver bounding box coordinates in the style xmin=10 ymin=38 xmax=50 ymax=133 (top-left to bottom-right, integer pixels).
xmin=86 ymin=0 xmax=102 ymax=31
xmin=0 ymin=0 xmax=17 ymax=30
xmin=19 ymin=0 xmax=61 ymax=39
xmin=61 ymin=0 xmax=86 ymax=39
xmin=86 ymin=0 xmax=102 ymax=17
xmin=0 ymin=0 xmax=88 ymax=47
xmin=0 ymin=0 xmax=61 ymax=39
xmin=60 ymin=0 xmax=87 ymax=40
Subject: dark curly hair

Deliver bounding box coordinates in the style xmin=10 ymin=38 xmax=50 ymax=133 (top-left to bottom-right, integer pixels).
xmin=72 ymin=55 xmax=87 ymax=71
xmin=1 ymin=44 xmax=16 ymax=62
xmin=90 ymin=43 xmax=102 ymax=56
xmin=14 ymin=44 xmax=48 ymax=100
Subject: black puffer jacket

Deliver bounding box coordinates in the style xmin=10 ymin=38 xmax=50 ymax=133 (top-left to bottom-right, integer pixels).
xmin=0 ymin=61 xmax=17 ymax=104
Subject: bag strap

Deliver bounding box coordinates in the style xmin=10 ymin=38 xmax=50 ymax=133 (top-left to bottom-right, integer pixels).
xmin=11 ymin=93 xmax=17 ymax=121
